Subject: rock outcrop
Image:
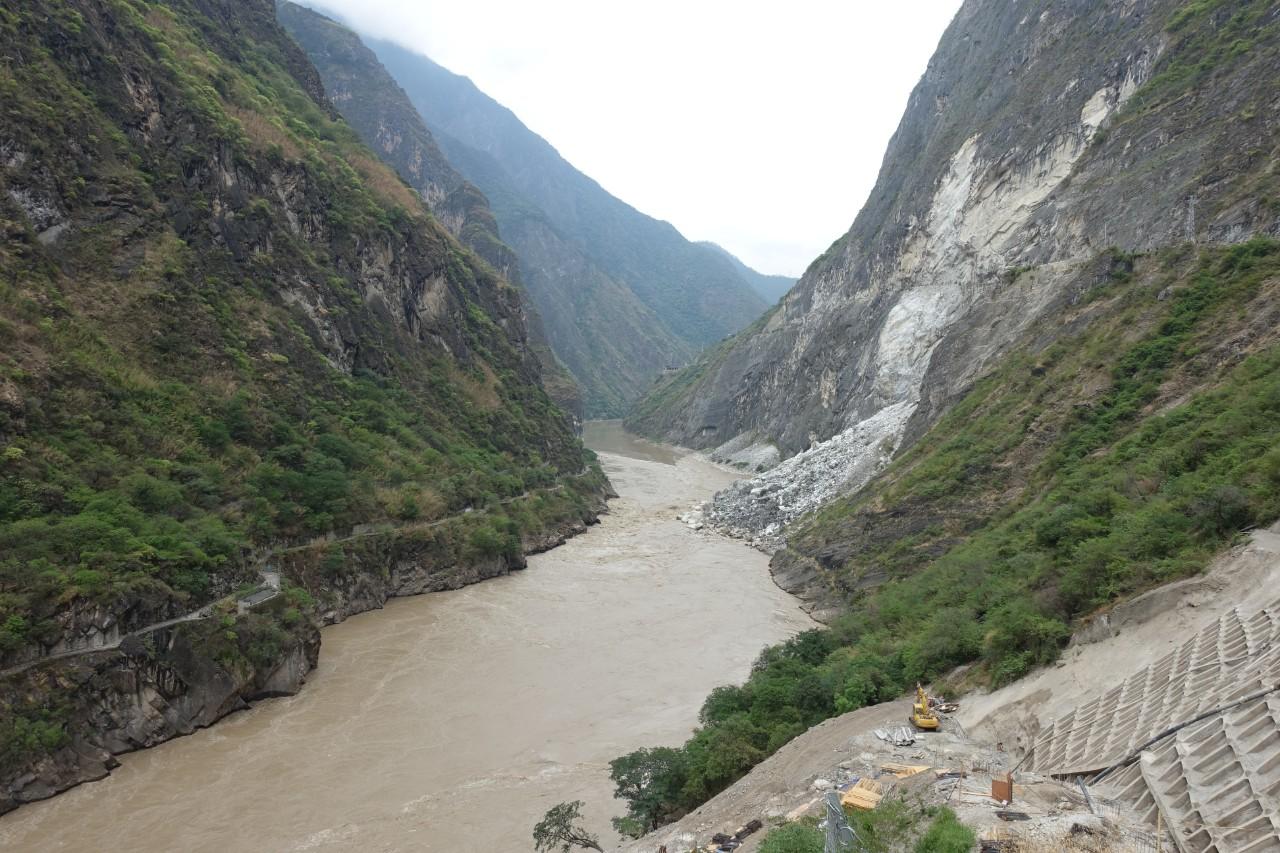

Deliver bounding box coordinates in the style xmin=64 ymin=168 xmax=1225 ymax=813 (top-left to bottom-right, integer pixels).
xmin=629 ymin=0 xmax=1280 ymax=539
xmin=1 ymin=619 xmax=320 ymax=815
xmin=278 ymin=488 xmax=610 ymax=625
xmin=275 ymin=1 xmax=584 ymax=423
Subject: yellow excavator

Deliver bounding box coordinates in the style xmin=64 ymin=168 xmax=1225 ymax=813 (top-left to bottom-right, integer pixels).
xmin=910 ymin=683 xmax=939 ymax=730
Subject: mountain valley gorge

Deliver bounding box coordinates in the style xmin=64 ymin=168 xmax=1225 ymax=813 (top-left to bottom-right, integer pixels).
xmin=2 ymin=0 xmax=1279 ymax=850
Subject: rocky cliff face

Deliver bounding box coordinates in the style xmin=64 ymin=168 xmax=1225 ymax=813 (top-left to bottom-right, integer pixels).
xmin=278 ymin=487 xmax=609 ymax=625
xmin=275 ymin=1 xmax=584 ymax=423
xmin=630 ymin=0 xmax=1280 ymax=538
xmin=2 ymin=618 xmax=319 ymax=814
xmin=0 ymin=0 xmax=608 ymax=811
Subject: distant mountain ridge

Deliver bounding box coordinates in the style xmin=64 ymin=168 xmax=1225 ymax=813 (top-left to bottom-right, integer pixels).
xmin=348 ymin=32 xmax=772 ymax=412
xmin=275 ymin=1 xmax=584 ymax=421
xmin=697 ymin=242 xmax=795 ymax=303
xmin=377 ymin=48 xmax=768 ymax=344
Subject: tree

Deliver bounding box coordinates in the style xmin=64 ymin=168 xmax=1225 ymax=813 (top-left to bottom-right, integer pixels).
xmin=609 ymin=746 xmax=688 ymax=837
xmin=533 ymin=801 xmax=603 ymax=852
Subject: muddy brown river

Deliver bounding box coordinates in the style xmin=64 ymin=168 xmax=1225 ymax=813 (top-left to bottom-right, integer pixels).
xmin=0 ymin=422 xmax=812 ymax=852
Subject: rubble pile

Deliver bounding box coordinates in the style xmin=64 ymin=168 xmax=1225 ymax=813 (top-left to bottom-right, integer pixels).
xmin=689 ymin=401 xmax=915 ymax=549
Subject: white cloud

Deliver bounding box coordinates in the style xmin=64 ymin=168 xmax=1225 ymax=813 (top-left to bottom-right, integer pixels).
xmin=301 ymin=1 xmax=961 ymax=277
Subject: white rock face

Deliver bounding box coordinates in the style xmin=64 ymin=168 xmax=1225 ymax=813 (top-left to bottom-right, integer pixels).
xmin=701 ymin=46 xmax=1152 ymax=544
xmin=872 ymin=282 xmax=965 ymax=402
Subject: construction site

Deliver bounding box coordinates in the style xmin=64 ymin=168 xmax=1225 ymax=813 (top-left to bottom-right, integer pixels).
xmin=1022 ymin=594 xmax=1280 ymax=852
xmin=623 ymin=525 xmax=1280 ymax=853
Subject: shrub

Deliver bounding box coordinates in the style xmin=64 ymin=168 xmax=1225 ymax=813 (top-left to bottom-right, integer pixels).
xmin=913 ymin=809 xmax=975 ymax=853
xmin=0 ymin=614 xmax=28 ymax=652
xmin=759 ymin=822 xmax=823 ymax=853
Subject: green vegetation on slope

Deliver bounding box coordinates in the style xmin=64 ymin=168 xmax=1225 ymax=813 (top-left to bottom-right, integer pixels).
xmin=624 ymin=306 xmax=778 ymax=434
xmin=755 ymin=802 xmax=972 ymax=853
xmin=367 ymin=37 xmax=768 ymax=414
xmin=609 ymin=239 xmax=1280 ymax=832
xmin=274 ymin=1 xmax=585 ymax=422
xmin=697 ymin=242 xmax=795 ymax=304
xmin=0 ymin=0 xmax=596 ymax=659
xmin=372 ymin=36 xmax=770 ymax=347
xmin=1133 ymin=0 xmax=1280 ymax=114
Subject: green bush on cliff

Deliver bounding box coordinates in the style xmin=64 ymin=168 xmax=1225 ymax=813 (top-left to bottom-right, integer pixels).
xmin=0 ymin=706 xmax=69 ymax=767
xmin=610 ymin=240 xmax=1280 ymax=832
xmin=465 ymin=517 xmax=520 ymax=560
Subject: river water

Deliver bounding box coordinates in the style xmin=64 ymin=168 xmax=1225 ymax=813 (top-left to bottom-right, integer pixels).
xmin=0 ymin=421 xmax=812 ymax=852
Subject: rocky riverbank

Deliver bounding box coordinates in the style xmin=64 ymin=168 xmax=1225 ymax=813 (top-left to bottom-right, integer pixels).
xmin=0 ymin=429 xmax=812 ymax=852
xmin=0 ymin=484 xmax=610 ymax=816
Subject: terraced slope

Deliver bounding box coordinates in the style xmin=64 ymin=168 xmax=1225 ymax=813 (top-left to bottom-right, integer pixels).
xmin=1131 ymin=698 xmax=1280 ymax=852
xmin=1020 ymin=596 xmax=1280 ymax=853
xmin=1027 ymin=599 xmax=1280 ymax=777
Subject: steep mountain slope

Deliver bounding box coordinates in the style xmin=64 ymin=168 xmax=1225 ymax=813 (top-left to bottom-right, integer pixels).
xmin=610 ymin=237 xmax=1280 ymax=836
xmin=697 ymin=241 xmax=796 ymax=304
xmin=363 ymin=38 xmax=773 ymax=399
xmin=279 ymin=4 xmax=691 ymax=416
xmin=274 ymin=1 xmax=584 ymax=421
xmin=605 ymin=0 xmax=1280 ymax=834
xmin=0 ymin=0 xmax=606 ymax=812
xmin=435 ymin=137 xmax=699 ymax=416
xmin=629 ymin=0 xmax=1280 ymax=537
xmin=369 ymin=39 xmax=769 ymax=345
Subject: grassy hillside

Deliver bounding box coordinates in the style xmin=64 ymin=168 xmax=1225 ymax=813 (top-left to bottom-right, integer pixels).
xmin=0 ymin=0 xmax=605 ymax=777
xmin=608 ymin=239 xmax=1280 ymax=832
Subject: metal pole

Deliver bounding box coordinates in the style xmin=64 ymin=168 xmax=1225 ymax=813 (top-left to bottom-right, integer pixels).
xmin=1076 ymin=776 xmax=1098 ymax=815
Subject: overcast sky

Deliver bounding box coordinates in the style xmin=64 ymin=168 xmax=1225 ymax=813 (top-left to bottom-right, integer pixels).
xmin=305 ymin=1 xmax=962 ymax=277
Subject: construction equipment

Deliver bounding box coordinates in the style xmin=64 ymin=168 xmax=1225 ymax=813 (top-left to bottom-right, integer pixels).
xmin=910 ymin=683 xmax=940 ymax=730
